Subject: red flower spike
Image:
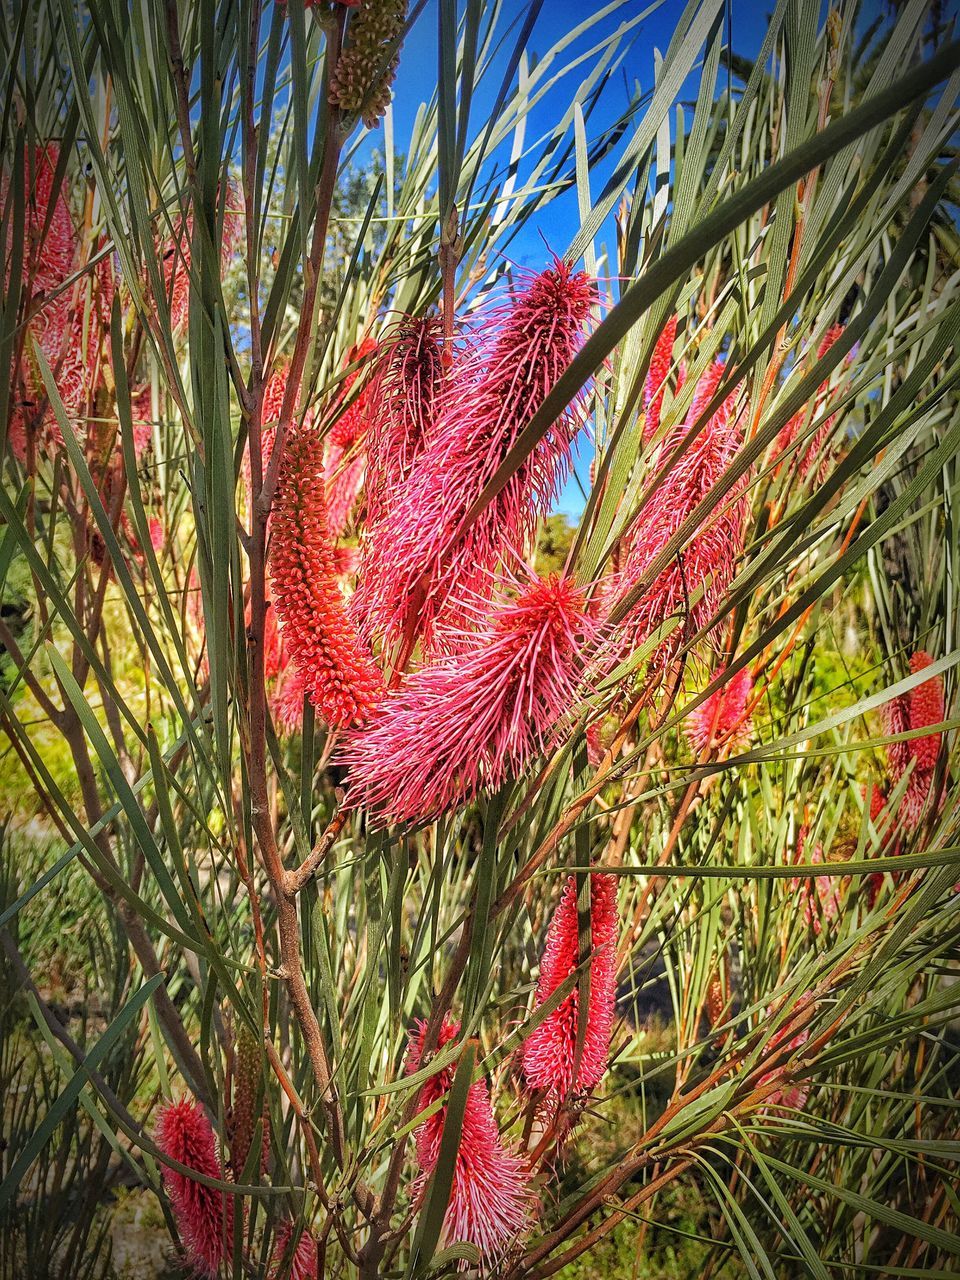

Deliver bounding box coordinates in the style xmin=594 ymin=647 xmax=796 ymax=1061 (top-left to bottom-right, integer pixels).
xmin=613 ymin=359 xmax=747 ymax=668
xmin=881 ymin=649 xmax=945 ymax=830
xmin=907 ymin=650 xmax=944 ymax=773
xmin=789 ymin=827 xmax=841 ymax=936
xmin=757 ymin=1007 xmax=812 ymax=1113
xmin=270 ymin=425 xmax=382 ymax=729
xmin=406 ymin=1017 xmax=532 ymax=1260
xmin=684 ymin=665 xmax=753 ymax=757
xmin=522 ymin=872 xmax=619 ymax=1097
xmin=343 ymin=572 xmax=592 ymax=825
xmin=776 ymin=323 xmax=846 ymax=479
xmin=642 ymin=316 xmax=677 ymax=445
xmin=270 ymin=1220 xmax=319 ymax=1280
xmin=353 ymin=264 xmax=595 ymax=652
xmin=364 ymin=315 xmax=445 ymax=528
xmin=155 ymin=1098 xmax=232 ymax=1279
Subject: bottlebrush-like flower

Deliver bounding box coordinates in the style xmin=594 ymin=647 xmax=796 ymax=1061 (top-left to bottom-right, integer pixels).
xmin=757 ymin=1008 xmax=811 ymax=1113
xmin=158 ymin=184 xmax=243 ymax=331
xmin=684 ymin=665 xmax=753 ymax=757
xmin=270 ymin=426 xmax=382 ymax=728
xmin=343 ymin=572 xmax=592 ymax=825
xmin=790 ymin=827 xmax=842 ymax=935
xmin=329 ymin=0 xmax=407 ymax=127
xmin=353 ymin=263 xmax=595 ymax=653
xmin=273 ymin=664 xmax=307 ymax=735
xmin=882 ymin=650 xmax=944 ymax=829
xmin=3 ymin=145 xmax=75 ymax=330
xmin=406 ymin=1016 xmax=532 ymax=1259
xmin=776 ymin=323 xmax=845 ymax=479
xmin=325 ymin=416 xmax=367 ymax=538
xmin=613 ymin=359 xmax=746 ymax=667
xmin=155 ymin=1098 xmax=232 ymax=1279
xmin=904 ymin=650 xmax=945 ymax=773
xmin=523 ymin=872 xmax=618 ymax=1097
xmin=270 ymin=1220 xmax=318 ymax=1280
xmin=642 ymin=316 xmax=678 ymax=445
xmin=322 ymin=338 xmax=377 ymax=536
xmin=364 ymin=315 xmax=444 ymax=526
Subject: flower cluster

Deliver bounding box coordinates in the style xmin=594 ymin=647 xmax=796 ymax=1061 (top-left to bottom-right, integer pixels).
xmin=155 ymin=1098 xmax=233 ymax=1278
xmin=406 ymin=1017 xmax=532 ymax=1259
xmin=523 ymin=872 xmax=619 ymax=1098
xmin=352 ymin=263 xmax=595 ymax=653
xmin=881 ymin=650 xmax=945 ymax=830
xmin=158 ymin=181 xmax=244 ymax=332
xmin=614 ymin=356 xmax=748 ymax=669
xmin=269 ymin=1220 xmax=319 ymax=1280
xmin=270 ymin=424 xmax=383 ymax=729
xmin=400 ymin=872 xmax=620 ymax=1259
xmin=344 ymin=572 xmax=592 ymax=824
xmin=329 ymin=0 xmax=407 ymax=127
xmin=775 ymin=323 xmax=845 ymax=480
xmin=790 ymin=826 xmax=842 ymax=936
xmin=684 ymin=665 xmax=754 ymax=758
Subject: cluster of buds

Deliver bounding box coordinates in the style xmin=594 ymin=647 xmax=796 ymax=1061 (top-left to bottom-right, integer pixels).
xmin=328 ymin=0 xmax=407 ymax=128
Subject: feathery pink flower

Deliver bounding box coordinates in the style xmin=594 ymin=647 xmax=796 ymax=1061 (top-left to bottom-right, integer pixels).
xmin=270 ymin=426 xmax=382 ymax=729
xmin=321 ymin=339 xmax=377 ymax=536
xmin=3 ymin=145 xmax=75 ymax=329
xmin=642 ymin=316 xmax=677 ymax=445
xmin=155 ymin=1098 xmax=232 ymax=1279
xmin=757 ymin=1008 xmax=811 ymax=1113
xmin=882 ymin=650 xmax=944 ymax=830
xmin=363 ymin=315 xmax=444 ymax=529
xmin=406 ymin=1017 xmax=532 ymax=1260
xmin=343 ymin=572 xmax=592 ymax=825
xmin=270 ymin=1220 xmax=318 ymax=1280
xmin=790 ymin=827 xmax=841 ymax=935
xmin=614 ymin=359 xmax=747 ymax=667
xmin=158 ymin=183 xmax=243 ymax=331
xmin=5 ymin=145 xmax=76 ymax=458
xmin=684 ymin=665 xmax=753 ymax=757
xmin=353 ymin=263 xmax=595 ymax=652
xmin=273 ymin=664 xmax=307 ymax=735
xmin=776 ymin=323 xmax=845 ymax=479
xmin=523 ymin=872 xmax=619 ymax=1097
xmin=130 ymin=385 xmax=155 ymax=458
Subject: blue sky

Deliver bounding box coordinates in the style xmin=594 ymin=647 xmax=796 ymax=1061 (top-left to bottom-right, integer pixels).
xmin=358 ymin=0 xmax=890 ymax=516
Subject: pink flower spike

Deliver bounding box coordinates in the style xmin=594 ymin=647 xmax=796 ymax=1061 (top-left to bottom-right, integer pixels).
xmin=353 ymin=263 xmax=595 ymax=652
xmin=684 ymin=665 xmax=753 ymax=757
xmin=789 ymin=827 xmax=841 ymax=935
xmin=364 ymin=315 xmax=445 ymax=527
xmin=343 ymin=572 xmax=592 ymax=825
xmin=406 ymin=1017 xmax=533 ymax=1261
xmin=758 ymin=1005 xmax=812 ymax=1113
xmin=523 ymin=872 xmax=619 ymax=1097
xmin=881 ymin=650 xmax=945 ymax=830
xmin=612 ymin=358 xmax=747 ymax=669
xmin=155 ymin=1098 xmax=232 ymax=1279
xmin=270 ymin=1219 xmax=319 ymax=1280
xmin=642 ymin=316 xmax=677 ymax=445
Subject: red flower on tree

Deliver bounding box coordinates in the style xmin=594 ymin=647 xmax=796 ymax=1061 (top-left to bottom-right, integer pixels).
xmin=523 ymin=872 xmax=619 ymax=1097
